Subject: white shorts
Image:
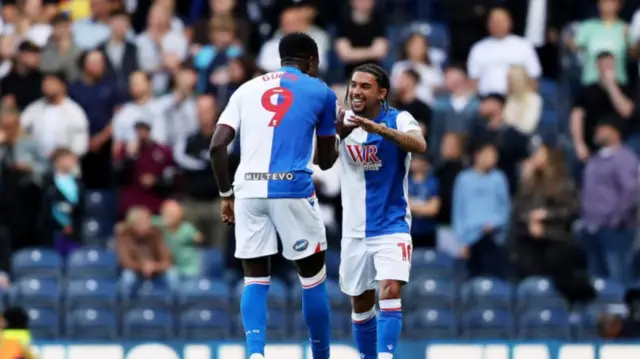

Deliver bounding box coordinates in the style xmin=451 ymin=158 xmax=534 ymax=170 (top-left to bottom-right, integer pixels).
xmin=234 ymin=196 xmax=327 ymax=261
xmin=339 ymin=233 xmax=412 ymax=296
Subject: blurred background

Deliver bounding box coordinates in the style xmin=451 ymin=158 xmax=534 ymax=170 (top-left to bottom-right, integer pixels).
xmin=1 ymin=0 xmax=640 ymax=345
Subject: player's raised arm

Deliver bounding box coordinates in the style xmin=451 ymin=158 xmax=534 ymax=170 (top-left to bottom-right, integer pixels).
xmin=315 ymin=88 xmax=339 ymax=170
xmin=209 ymin=91 xmax=240 ymax=196
xmin=350 ymin=109 xmax=427 ymax=154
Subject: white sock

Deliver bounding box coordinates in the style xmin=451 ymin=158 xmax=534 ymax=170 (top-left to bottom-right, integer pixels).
xmin=249 ymin=354 xmax=265 ymax=359
xmin=378 ymin=353 xmax=393 ymax=359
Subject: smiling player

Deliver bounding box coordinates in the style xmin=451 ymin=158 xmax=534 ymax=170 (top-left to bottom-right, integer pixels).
xmin=337 ymin=63 xmax=427 ymax=359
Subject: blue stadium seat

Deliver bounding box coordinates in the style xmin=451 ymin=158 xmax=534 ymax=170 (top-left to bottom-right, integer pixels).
xmin=11 ymin=248 xmax=62 ymax=280
xmin=66 ymin=248 xmax=118 ymax=279
xmin=178 ymin=278 xmax=230 ymax=310
xmin=591 ymin=278 xmax=625 ymax=304
xmin=27 ymin=307 xmax=60 ymax=339
xmin=201 ymin=248 xmax=224 ymax=278
xmin=406 ymin=308 xmax=457 ymax=339
xmin=123 ymin=308 xmax=174 ymax=340
xmin=124 ymin=281 xmax=174 ymax=309
xmin=11 ymin=278 xmax=61 ymax=309
xmin=411 ymin=250 xmax=455 ymax=279
xmin=325 ymin=250 xmax=340 ymax=279
xmin=66 ymin=278 xmax=118 ymax=310
xmin=179 ymin=309 xmax=231 ymax=339
xmin=460 ymin=277 xmax=513 ymax=310
xmin=82 ymin=217 xmax=115 ymax=242
xmin=266 ymin=310 xmax=288 ymax=339
xmin=578 ymin=303 xmax=628 ymax=339
xmin=66 ymin=308 xmax=118 ymax=340
xmin=406 ymin=276 xmax=455 ymax=309
xmin=516 ymin=277 xmax=566 ymax=311
xmin=461 ymin=308 xmax=513 ymax=339
xmin=84 ymin=190 xmax=117 ymax=218
xmin=518 ymin=308 xmax=571 ymax=339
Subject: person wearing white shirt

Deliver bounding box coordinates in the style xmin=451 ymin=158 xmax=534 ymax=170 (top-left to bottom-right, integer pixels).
xmin=20 ymin=72 xmax=89 ymax=158
xmin=467 ymin=7 xmax=542 ymax=96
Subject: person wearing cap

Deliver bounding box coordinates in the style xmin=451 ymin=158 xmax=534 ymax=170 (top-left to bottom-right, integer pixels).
xmin=581 ymin=117 xmax=640 ymax=285
xmin=114 ymin=116 xmax=176 ymax=218
xmin=20 ymin=71 xmax=89 ymax=159
xmin=0 ymin=307 xmax=37 ymax=359
xmin=0 ymin=41 xmax=43 ymax=110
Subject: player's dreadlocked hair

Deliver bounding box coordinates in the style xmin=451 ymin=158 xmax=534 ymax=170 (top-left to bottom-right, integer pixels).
xmin=345 ymin=63 xmax=391 ymax=111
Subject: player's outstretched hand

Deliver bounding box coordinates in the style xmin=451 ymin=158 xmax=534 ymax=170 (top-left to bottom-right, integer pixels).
xmin=221 ymin=197 xmax=235 ymax=224
xmin=336 ymin=108 xmax=357 ymax=139
xmin=350 ymin=115 xmax=382 ymax=134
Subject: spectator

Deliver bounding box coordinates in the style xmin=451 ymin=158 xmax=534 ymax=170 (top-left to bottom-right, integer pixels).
xmin=5 ymin=0 xmax=52 ymax=47
xmin=441 ymin=0 xmax=489 ymax=63
xmin=570 ymin=0 xmax=630 ymax=85
xmin=582 ymin=118 xmax=639 ymax=285
xmin=0 ymin=107 xmax=46 ymax=251
xmin=40 ymin=13 xmax=81 ymax=82
xmin=72 ymin=0 xmax=116 ymax=50
xmin=68 ymin=50 xmax=120 ymax=189
xmin=97 ymin=9 xmax=140 ymax=94
xmin=221 ymin=55 xmax=258 ymax=104
xmin=434 ymin=132 xmax=465 ymax=226
xmin=508 ymin=144 xmax=595 ymax=304
xmin=470 ymin=94 xmax=530 ymax=193
xmin=193 ymin=15 xmax=242 ymax=95
xmin=40 ymin=148 xmax=84 ymax=257
xmin=467 ymin=7 xmax=542 ymax=96
xmin=136 ymin=4 xmax=188 ymax=95
xmin=453 ymin=142 xmax=510 ymax=278
xmin=334 ymin=0 xmax=388 ymax=76
xmin=503 ymin=65 xmax=542 ymax=135
xmin=154 ymin=0 xmax=185 ymax=33
xmin=393 ymin=69 xmax=432 ymax=132
xmin=112 ymin=71 xmax=163 ymax=146
xmin=116 ymin=206 xmax=177 ymax=293
xmin=20 ymin=71 xmax=89 ymax=158
xmin=257 ymin=5 xmax=329 ymax=74
xmin=174 ymin=94 xmax=226 ymax=249
xmin=390 ymin=33 xmax=444 ymax=105
xmin=0 ymin=35 xmax=16 ymax=79
xmin=570 ymin=52 xmax=635 ymax=163
xmin=154 ymin=65 xmax=198 ymax=148
xmin=430 ymin=64 xmax=479 ymax=159
xmin=190 ymin=0 xmax=252 ymax=49
xmin=154 ymin=200 xmax=202 ymax=279
xmin=408 ymin=155 xmax=440 ymax=248
xmin=0 ymin=41 xmax=43 ymax=111
xmin=113 ymin=117 xmax=176 ymax=217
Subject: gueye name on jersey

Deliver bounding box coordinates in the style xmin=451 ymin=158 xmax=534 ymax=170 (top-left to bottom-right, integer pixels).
xmin=244 ymin=172 xmax=296 ymax=181
xmin=345 ymin=144 xmax=382 ymax=171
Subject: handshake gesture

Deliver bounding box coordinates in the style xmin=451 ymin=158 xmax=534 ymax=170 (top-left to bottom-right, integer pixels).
xmin=336 ymin=107 xmax=383 ymax=139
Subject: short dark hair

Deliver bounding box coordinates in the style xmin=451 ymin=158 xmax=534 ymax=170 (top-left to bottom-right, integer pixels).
xmin=50 ymin=147 xmax=75 ymax=163
xmin=402 ymin=69 xmax=421 ymax=84
xmin=482 ymin=93 xmax=506 ymax=105
xmin=278 ymin=32 xmax=319 ymax=61
xmin=109 ymin=8 xmax=129 ymax=19
xmin=445 ymin=63 xmax=468 ymax=76
xmin=44 ymin=71 xmax=67 ymax=85
xmin=51 ymin=13 xmax=71 ymax=25
xmin=597 ymin=51 xmax=614 ymax=61
xmin=3 ymin=307 xmax=29 ymax=329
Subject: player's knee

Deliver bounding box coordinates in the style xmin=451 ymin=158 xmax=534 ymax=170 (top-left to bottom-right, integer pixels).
xmin=351 ymin=290 xmax=376 ymax=313
xmin=294 ymin=251 xmax=326 ymax=278
xmin=378 ymin=280 xmax=403 ymax=300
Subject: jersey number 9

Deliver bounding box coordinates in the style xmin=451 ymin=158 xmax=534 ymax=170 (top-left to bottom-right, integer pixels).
xmin=260 ymin=87 xmax=294 ymax=127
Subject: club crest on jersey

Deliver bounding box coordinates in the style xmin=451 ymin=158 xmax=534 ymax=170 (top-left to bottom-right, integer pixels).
xmin=293 ymin=239 xmax=309 ymax=252
xmin=345 ymin=144 xmax=382 ymax=171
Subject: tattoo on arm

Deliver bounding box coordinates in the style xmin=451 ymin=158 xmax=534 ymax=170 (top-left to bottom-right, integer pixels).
xmin=209 ymin=125 xmax=235 ymax=193
xmin=377 ymin=127 xmax=427 ymax=153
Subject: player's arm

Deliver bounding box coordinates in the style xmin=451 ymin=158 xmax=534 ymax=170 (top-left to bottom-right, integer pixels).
xmin=376 ymin=111 xmax=427 ymax=154
xmin=315 ymin=89 xmax=339 ymax=170
xmin=209 ymin=91 xmax=240 ymax=195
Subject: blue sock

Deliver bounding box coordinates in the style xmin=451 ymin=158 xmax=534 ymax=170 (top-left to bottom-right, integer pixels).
xmin=352 ymin=307 xmax=377 ymax=359
xmin=240 ymin=277 xmax=270 ymax=357
xmin=377 ymin=299 xmax=403 ymax=357
xmin=300 ymin=266 xmax=331 ymax=359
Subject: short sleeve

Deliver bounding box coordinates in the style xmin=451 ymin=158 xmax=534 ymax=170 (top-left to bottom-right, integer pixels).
xmin=316 ymin=88 xmax=337 ymax=137
xmin=466 ymin=43 xmax=482 ymax=80
xmin=574 ymin=22 xmax=588 ymax=47
xmin=217 ymin=89 xmax=242 ymax=131
xmin=396 ymin=111 xmax=421 ymax=133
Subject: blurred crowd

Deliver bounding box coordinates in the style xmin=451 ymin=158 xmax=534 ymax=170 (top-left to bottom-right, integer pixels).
xmin=2 ymin=0 xmax=640 ymax=329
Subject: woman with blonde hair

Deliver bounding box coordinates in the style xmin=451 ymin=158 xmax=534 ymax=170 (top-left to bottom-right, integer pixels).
xmin=503 ymin=65 xmax=542 ymax=135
